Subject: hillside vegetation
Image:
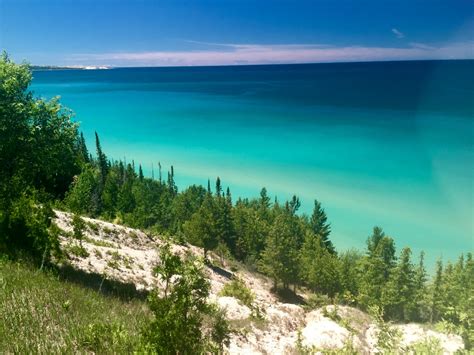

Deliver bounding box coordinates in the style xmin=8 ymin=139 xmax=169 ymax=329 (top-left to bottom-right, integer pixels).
xmin=0 ymin=53 xmax=472 ymax=353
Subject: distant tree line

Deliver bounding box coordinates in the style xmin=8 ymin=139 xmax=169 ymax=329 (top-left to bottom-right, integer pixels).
xmin=0 ymin=54 xmax=472 ymax=348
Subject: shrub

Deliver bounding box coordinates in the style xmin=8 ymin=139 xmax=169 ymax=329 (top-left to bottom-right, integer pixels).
xmin=0 ymin=193 xmax=61 ymax=265
xmin=68 ymin=244 xmax=89 ymax=258
xmin=143 ymin=244 xmax=229 ymax=354
xmin=220 ymin=277 xmax=255 ymax=308
xmin=304 ymin=293 xmax=331 ymax=310
xmin=404 ymin=337 xmax=443 ymax=354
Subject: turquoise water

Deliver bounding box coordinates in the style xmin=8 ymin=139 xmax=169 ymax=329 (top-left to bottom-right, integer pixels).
xmin=31 ymin=61 xmax=474 ymax=267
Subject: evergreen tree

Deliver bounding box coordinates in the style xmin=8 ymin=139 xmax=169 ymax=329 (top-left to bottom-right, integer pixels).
xmin=117 ymin=164 xmax=136 ymax=214
xmin=338 ymin=249 xmax=363 ymax=301
xmin=167 ymin=166 xmax=177 ymax=196
xmin=215 ymin=188 xmax=235 ymax=253
xmin=138 ymin=164 xmax=144 ymax=181
xmin=413 ymin=251 xmax=429 ymax=321
xmin=77 ymin=131 xmax=89 ymax=164
xmin=285 ymin=195 xmax=301 ymax=215
xmin=101 ymin=169 xmax=121 ymax=218
xmin=170 ymin=185 xmax=207 ymax=232
xmin=430 ymin=259 xmax=443 ymax=322
xmin=260 ymin=213 xmax=300 ymax=289
xmin=258 ymin=187 xmax=272 ymax=222
xmin=310 ymin=199 xmax=335 ymax=254
xmin=232 ymin=203 xmax=268 ymax=262
xmin=215 ymin=177 xmax=222 ymax=197
xmin=382 ymin=247 xmax=416 ymax=321
xmin=65 ymin=165 xmax=99 ymax=215
xmin=95 ymin=131 xmax=108 ymax=183
xmin=300 ymin=231 xmax=340 ymax=297
xmin=183 ymin=195 xmax=218 ymax=258
xmin=358 ymin=227 xmax=396 ymax=310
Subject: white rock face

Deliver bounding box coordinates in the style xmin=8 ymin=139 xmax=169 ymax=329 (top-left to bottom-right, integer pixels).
xmin=217 ymin=297 xmax=252 ymax=321
xmin=396 ymin=324 xmax=464 ymax=354
xmin=302 ymin=317 xmax=351 ymax=349
xmin=52 ymin=211 xmax=466 ymax=354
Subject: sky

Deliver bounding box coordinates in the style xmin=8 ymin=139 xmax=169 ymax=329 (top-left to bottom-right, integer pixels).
xmin=1 ymin=0 xmax=473 ymax=66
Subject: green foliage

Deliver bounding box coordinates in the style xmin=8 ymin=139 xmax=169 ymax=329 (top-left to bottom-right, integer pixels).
xmin=300 ymin=231 xmax=341 ymax=297
xmin=309 ymin=199 xmax=335 ymax=254
xmin=0 ymin=54 xmax=81 ymax=263
xmin=220 ymin=277 xmax=255 ymax=308
xmin=404 ymin=337 xmax=443 ymax=354
xmin=0 ymin=192 xmax=60 ymax=265
xmin=369 ymin=305 xmax=401 ymax=352
xmin=144 ymin=244 xmax=229 ymax=353
xmin=382 ymin=247 xmax=417 ymax=321
xmin=0 ymin=259 xmax=149 ymax=353
xmin=357 ymin=227 xmax=396 ymax=310
xmin=260 ymin=212 xmax=301 ymax=289
xmin=304 ymin=293 xmax=332 ymax=310
xmin=67 ymin=243 xmax=90 ymax=258
xmin=183 ymin=194 xmax=219 ymax=257
xmin=72 ymin=213 xmax=85 ymax=245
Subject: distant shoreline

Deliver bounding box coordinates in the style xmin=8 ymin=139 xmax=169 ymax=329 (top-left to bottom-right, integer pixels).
xmin=31 ymin=65 xmax=111 ymax=71
xmin=29 ymin=58 xmax=473 ymax=71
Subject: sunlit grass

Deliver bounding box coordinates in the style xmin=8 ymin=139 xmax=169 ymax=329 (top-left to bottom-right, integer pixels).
xmin=0 ymin=259 xmax=151 ymax=353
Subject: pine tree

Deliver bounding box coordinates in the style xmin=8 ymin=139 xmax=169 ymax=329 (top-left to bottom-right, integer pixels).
xmin=300 ymin=231 xmax=340 ymax=297
xmin=138 ymin=164 xmax=144 ymax=180
xmin=258 ymin=187 xmax=271 ymax=222
xmin=260 ymin=213 xmax=300 ymax=289
xmin=215 ymin=177 xmax=222 ymax=197
xmin=413 ymin=251 xmax=429 ymax=321
xmin=95 ymin=131 xmax=108 ymax=183
xmin=167 ymin=166 xmax=177 ymax=196
xmin=310 ymin=199 xmax=335 ymax=254
xmin=215 ymin=187 xmax=235 ymax=254
xmin=382 ymin=247 xmax=416 ymax=321
xmin=357 ymin=227 xmax=396 ymax=310
xmin=183 ymin=195 xmax=218 ymax=258
xmin=430 ymin=259 xmax=443 ymax=323
xmin=286 ymin=195 xmax=301 ymax=215
xmin=77 ymin=131 xmax=89 ymax=164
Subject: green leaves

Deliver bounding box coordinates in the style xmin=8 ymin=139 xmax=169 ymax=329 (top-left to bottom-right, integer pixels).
xmin=145 ymin=244 xmax=229 ymax=353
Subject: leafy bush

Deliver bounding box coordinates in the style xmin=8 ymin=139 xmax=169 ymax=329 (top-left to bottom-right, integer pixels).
xmin=143 ymin=244 xmax=230 ymax=353
xmin=68 ymin=244 xmax=90 ymax=258
xmin=0 ymin=193 xmax=61 ymax=265
xmin=220 ymin=277 xmax=255 ymax=308
xmin=304 ymin=293 xmax=332 ymax=310
xmin=404 ymin=337 xmax=443 ymax=354
xmin=369 ymin=305 xmax=401 ymax=352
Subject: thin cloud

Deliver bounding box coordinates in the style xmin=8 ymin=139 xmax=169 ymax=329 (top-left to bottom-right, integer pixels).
xmin=409 ymin=42 xmax=436 ymax=50
xmin=392 ymin=28 xmax=405 ymax=39
xmin=68 ymin=41 xmax=474 ymax=67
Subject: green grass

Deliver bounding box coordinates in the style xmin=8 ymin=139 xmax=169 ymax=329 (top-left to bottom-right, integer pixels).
xmin=0 ymin=258 xmax=151 ymax=353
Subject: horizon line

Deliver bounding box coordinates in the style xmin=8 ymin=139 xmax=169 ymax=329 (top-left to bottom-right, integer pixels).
xmin=30 ymin=58 xmax=474 ymax=70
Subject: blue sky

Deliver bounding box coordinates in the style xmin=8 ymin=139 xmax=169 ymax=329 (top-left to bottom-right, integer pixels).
xmin=1 ymin=0 xmax=473 ymax=66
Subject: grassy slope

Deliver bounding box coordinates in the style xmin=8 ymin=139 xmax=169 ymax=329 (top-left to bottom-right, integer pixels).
xmin=0 ymin=259 xmax=151 ymax=353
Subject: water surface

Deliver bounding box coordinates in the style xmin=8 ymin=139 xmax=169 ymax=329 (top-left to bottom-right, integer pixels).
xmin=31 ymin=61 xmax=474 ymax=268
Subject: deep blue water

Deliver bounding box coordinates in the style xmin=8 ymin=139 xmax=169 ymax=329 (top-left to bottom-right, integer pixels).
xmin=31 ymin=60 xmax=474 ymax=268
